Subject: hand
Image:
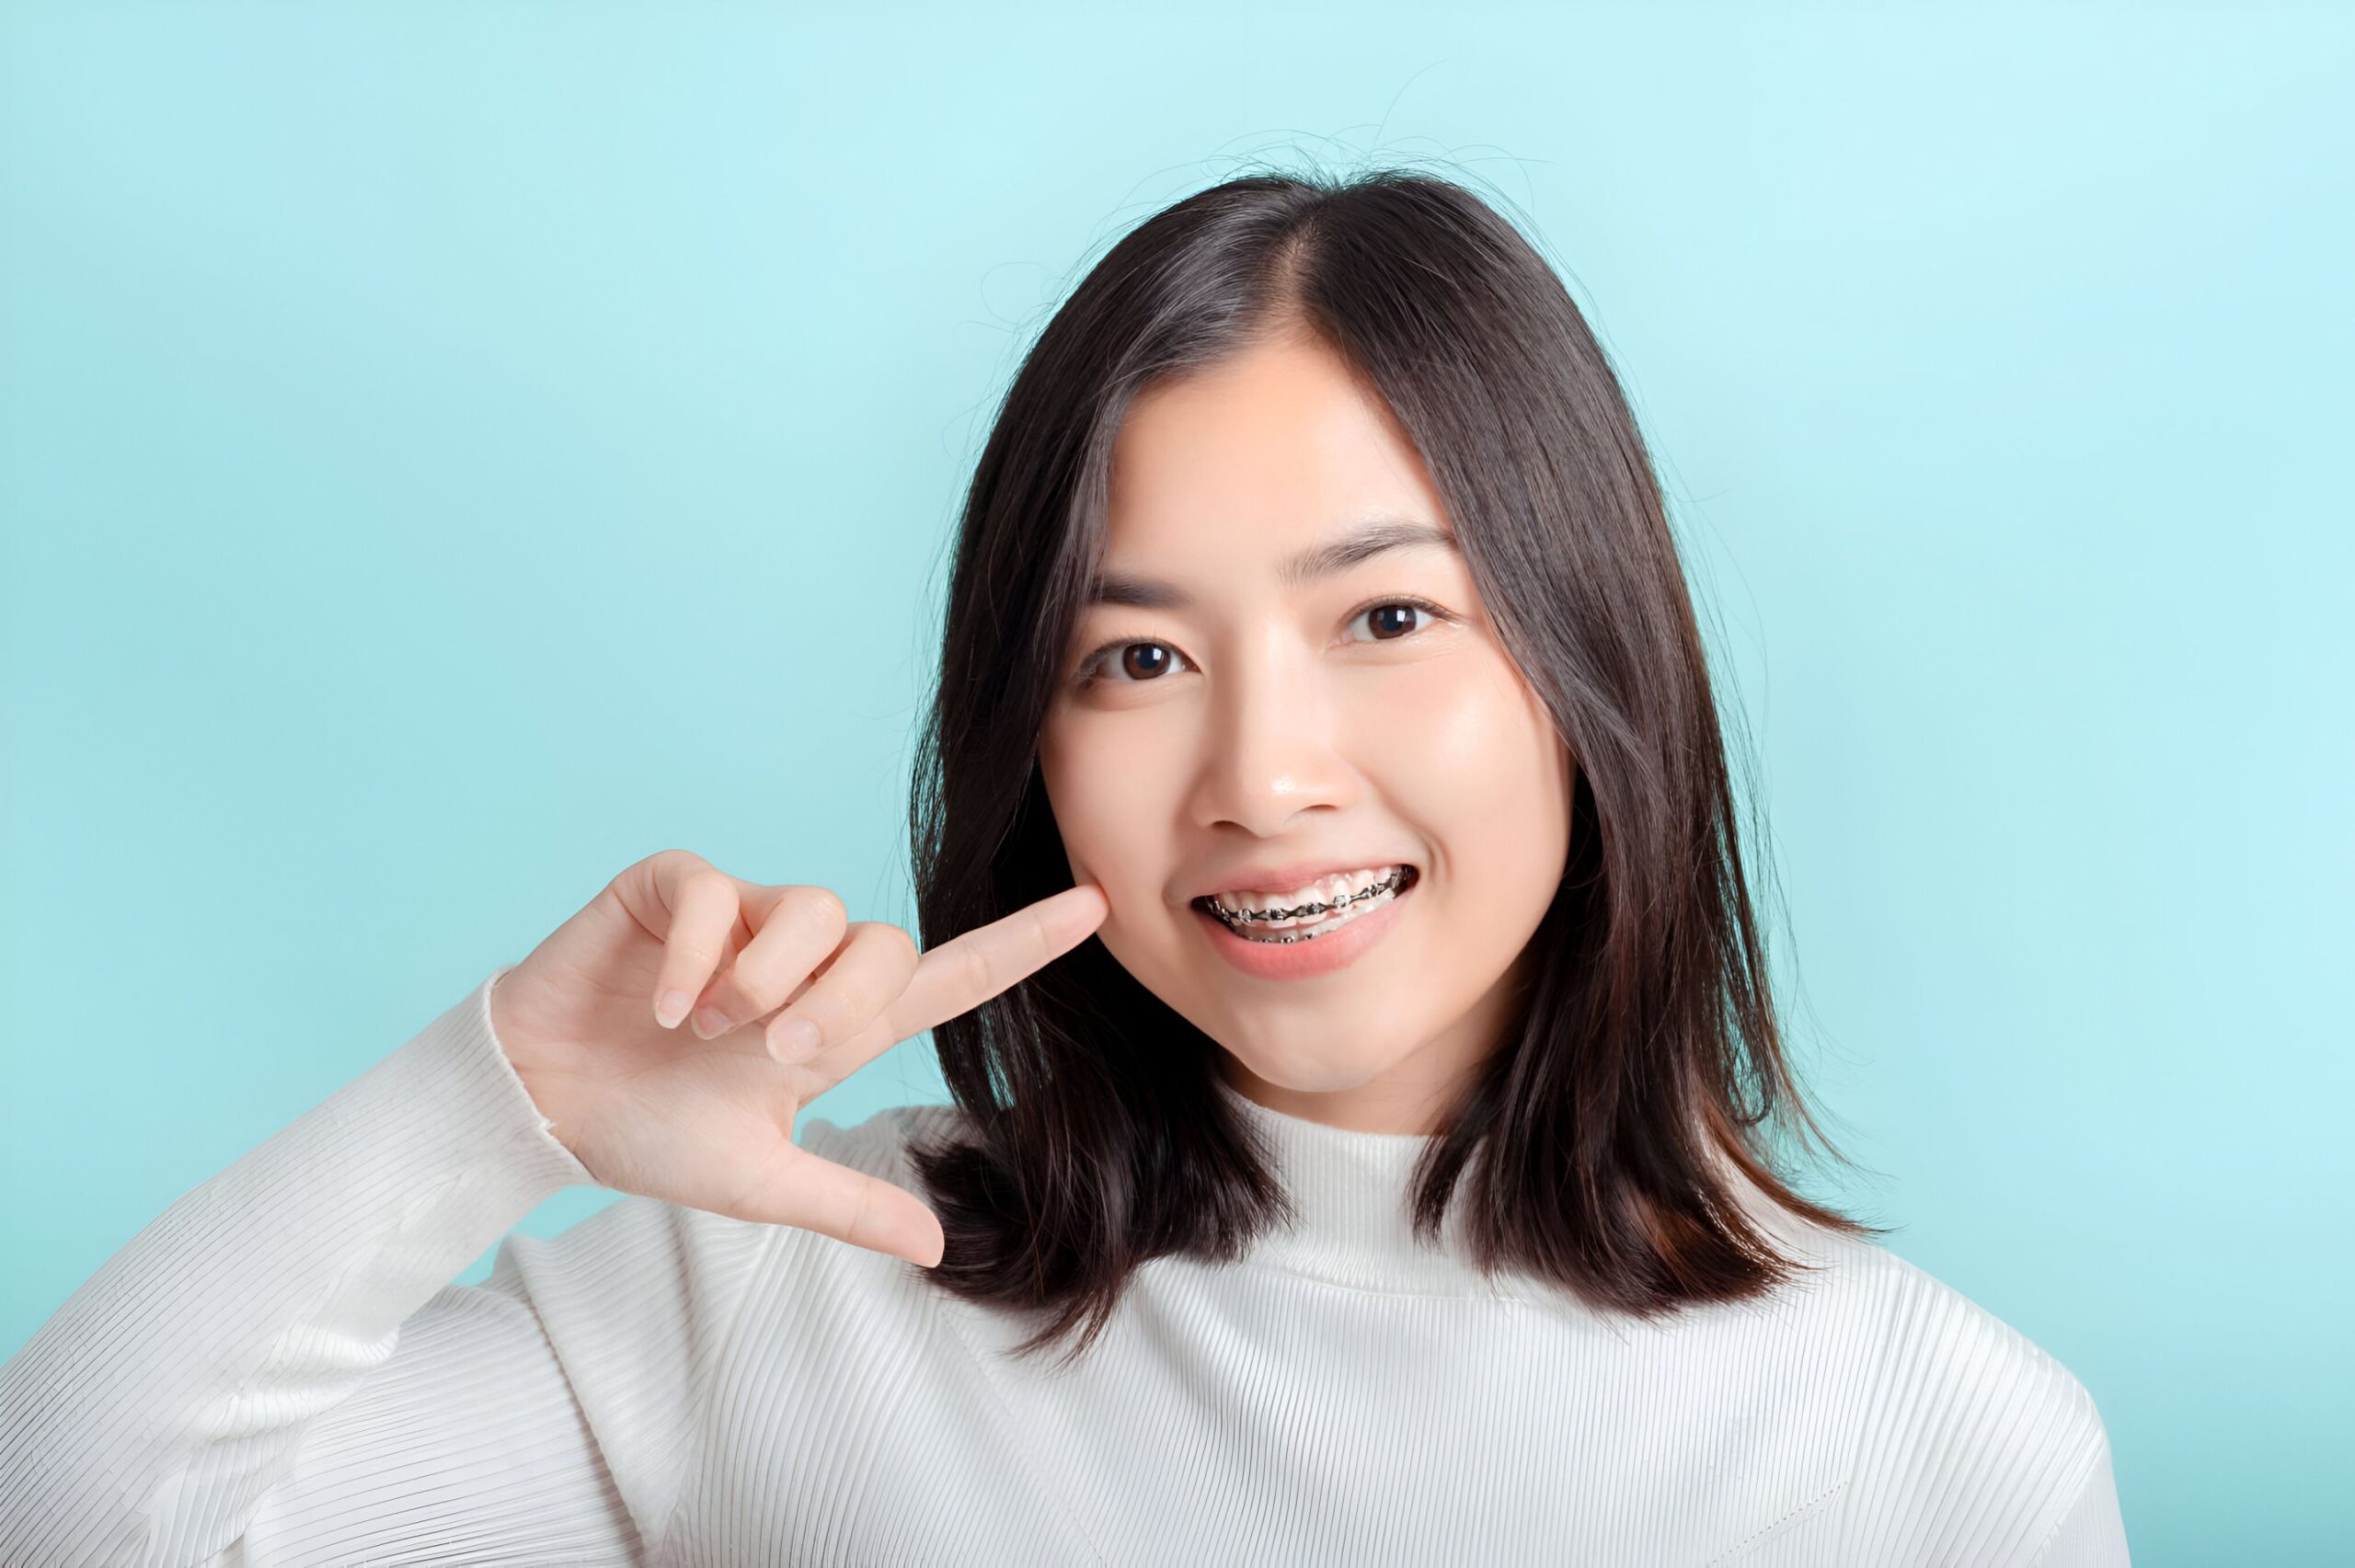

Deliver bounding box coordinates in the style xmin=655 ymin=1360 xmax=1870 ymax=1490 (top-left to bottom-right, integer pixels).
xmin=488 ymin=848 xmax=1109 ymax=1268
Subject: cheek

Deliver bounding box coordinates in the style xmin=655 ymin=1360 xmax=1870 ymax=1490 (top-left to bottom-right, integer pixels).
xmin=1382 ymin=654 xmax=1571 ymax=896
xmin=1038 ymin=715 xmax=1182 ymax=916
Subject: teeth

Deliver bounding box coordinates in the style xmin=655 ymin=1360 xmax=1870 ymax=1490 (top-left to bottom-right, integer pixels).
xmin=1211 ymin=871 xmax=1406 ymax=944
xmin=1206 ymin=865 xmax=1407 ymax=928
xmin=1210 ymin=864 xmax=1396 ymax=920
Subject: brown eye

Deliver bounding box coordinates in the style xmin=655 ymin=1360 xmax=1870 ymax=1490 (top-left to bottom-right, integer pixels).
xmin=1347 ymin=601 xmax=1448 ymax=644
xmin=1120 ymin=644 xmax=1176 ymax=680
xmin=1076 ymin=639 xmax=1194 ymax=686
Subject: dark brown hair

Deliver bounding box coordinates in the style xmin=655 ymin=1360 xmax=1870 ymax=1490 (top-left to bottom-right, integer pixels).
xmin=904 ymin=165 xmax=1886 ymax=1368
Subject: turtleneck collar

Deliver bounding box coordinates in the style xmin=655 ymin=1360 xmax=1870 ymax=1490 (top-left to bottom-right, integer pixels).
xmin=1209 ymin=1073 xmax=1534 ymax=1299
xmin=1200 ymin=1073 xmax=1838 ymax=1312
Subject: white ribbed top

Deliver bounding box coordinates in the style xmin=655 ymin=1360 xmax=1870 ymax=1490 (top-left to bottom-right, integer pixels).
xmin=0 ymin=967 xmax=2130 ymax=1565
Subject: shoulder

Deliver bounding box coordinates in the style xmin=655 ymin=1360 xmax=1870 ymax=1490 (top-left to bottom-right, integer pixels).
xmin=1729 ymin=1186 xmax=2104 ymax=1429
xmin=1831 ymin=1230 xmax=2103 ymax=1435
xmin=1770 ymin=1223 xmax=2115 ymax=1558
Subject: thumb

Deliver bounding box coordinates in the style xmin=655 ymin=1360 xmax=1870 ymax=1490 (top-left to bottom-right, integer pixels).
xmin=751 ymin=1144 xmax=947 ymax=1268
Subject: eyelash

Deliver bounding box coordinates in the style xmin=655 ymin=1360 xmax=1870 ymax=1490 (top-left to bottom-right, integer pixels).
xmin=1071 ymin=595 xmax=1459 ymax=689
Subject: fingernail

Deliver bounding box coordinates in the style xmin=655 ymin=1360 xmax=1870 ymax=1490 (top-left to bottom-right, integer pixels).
xmin=654 ymin=990 xmax=694 ymax=1030
xmin=770 ymin=1018 xmax=821 ymax=1064
xmin=691 ymin=1005 xmax=733 ymax=1040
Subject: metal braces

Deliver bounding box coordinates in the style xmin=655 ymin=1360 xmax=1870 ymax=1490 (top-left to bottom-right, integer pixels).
xmin=1205 ymin=865 xmax=1409 ymax=932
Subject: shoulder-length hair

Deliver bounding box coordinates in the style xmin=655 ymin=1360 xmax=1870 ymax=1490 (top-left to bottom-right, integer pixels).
xmin=903 ymin=166 xmax=1886 ymax=1367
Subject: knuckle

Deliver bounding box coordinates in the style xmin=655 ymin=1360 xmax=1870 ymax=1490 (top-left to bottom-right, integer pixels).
xmin=684 ymin=867 xmax=734 ymax=906
xmin=959 ymin=938 xmax=998 ymax=1002
xmin=857 ymin=925 xmax=920 ymax=1007
xmin=777 ymin=884 xmax=849 ymax=937
xmin=867 ymin=921 xmax=921 ymax=971
xmin=803 ymin=925 xmax=901 ymax=1032
xmin=659 ymin=848 xmax=718 ymax=888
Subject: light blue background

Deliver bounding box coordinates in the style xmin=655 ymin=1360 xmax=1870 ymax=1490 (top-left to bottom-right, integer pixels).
xmin=3 ymin=4 xmax=2347 ymax=1561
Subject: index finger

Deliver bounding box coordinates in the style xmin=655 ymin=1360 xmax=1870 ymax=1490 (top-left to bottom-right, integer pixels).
xmin=801 ymin=884 xmax=1109 ymax=1083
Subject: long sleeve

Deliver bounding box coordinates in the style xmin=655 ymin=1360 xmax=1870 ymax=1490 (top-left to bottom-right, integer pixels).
xmin=0 ymin=965 xmax=776 ymax=1566
xmin=2028 ymin=1428 xmax=2131 ymax=1567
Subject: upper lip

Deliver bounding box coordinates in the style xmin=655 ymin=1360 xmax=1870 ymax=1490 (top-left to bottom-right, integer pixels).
xmin=1188 ymin=857 xmax=1417 ymax=903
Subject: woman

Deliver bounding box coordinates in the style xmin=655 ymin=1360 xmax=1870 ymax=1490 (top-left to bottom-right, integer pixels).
xmin=0 ymin=170 xmax=2128 ymax=1564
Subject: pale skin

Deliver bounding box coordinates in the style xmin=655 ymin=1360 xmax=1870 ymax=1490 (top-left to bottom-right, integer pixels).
xmin=1038 ymin=324 xmax=1576 ymax=1135
xmin=490 ymin=849 xmax=1109 ymax=1270
xmin=490 ymin=326 xmax=1573 ymax=1272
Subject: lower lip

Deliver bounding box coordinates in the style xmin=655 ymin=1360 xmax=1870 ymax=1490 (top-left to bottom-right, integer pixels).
xmin=1192 ymin=874 xmax=1417 ymax=981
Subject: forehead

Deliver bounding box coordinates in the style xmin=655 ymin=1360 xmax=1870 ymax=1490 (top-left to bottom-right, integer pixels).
xmin=1102 ymin=334 xmax=1452 ymax=566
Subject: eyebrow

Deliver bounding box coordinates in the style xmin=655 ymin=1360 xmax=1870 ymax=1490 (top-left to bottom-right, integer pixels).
xmin=1084 ymin=516 xmax=1458 ymax=609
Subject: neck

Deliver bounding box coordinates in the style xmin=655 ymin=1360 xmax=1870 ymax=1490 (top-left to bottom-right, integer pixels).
xmin=1213 ymin=1056 xmax=1459 ymax=1137
xmin=1209 ymin=1072 xmax=1528 ymax=1297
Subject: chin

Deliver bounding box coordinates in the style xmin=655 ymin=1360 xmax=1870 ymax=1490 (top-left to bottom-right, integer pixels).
xmin=1221 ymin=1042 xmax=1405 ymax=1095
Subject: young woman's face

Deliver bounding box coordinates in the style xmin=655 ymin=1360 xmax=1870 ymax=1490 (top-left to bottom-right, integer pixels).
xmin=1038 ymin=330 xmax=1574 ymax=1133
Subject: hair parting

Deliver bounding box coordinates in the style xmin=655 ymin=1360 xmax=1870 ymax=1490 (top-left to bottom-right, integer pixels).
xmin=903 ymin=165 xmax=1887 ymax=1369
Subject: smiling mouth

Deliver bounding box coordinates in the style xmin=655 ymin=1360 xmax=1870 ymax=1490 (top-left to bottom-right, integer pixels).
xmin=1192 ymin=865 xmax=1419 ymax=941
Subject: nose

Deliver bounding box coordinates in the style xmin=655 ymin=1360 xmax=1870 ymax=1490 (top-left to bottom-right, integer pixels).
xmin=1185 ymin=626 xmax=1360 ymax=838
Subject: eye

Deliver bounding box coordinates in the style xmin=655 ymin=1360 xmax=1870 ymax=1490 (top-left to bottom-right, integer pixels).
xmin=1069 ymin=596 xmax=1458 ymax=690
xmin=1072 ymin=638 xmax=1195 ymax=687
xmin=1344 ymin=597 xmax=1453 ymax=643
